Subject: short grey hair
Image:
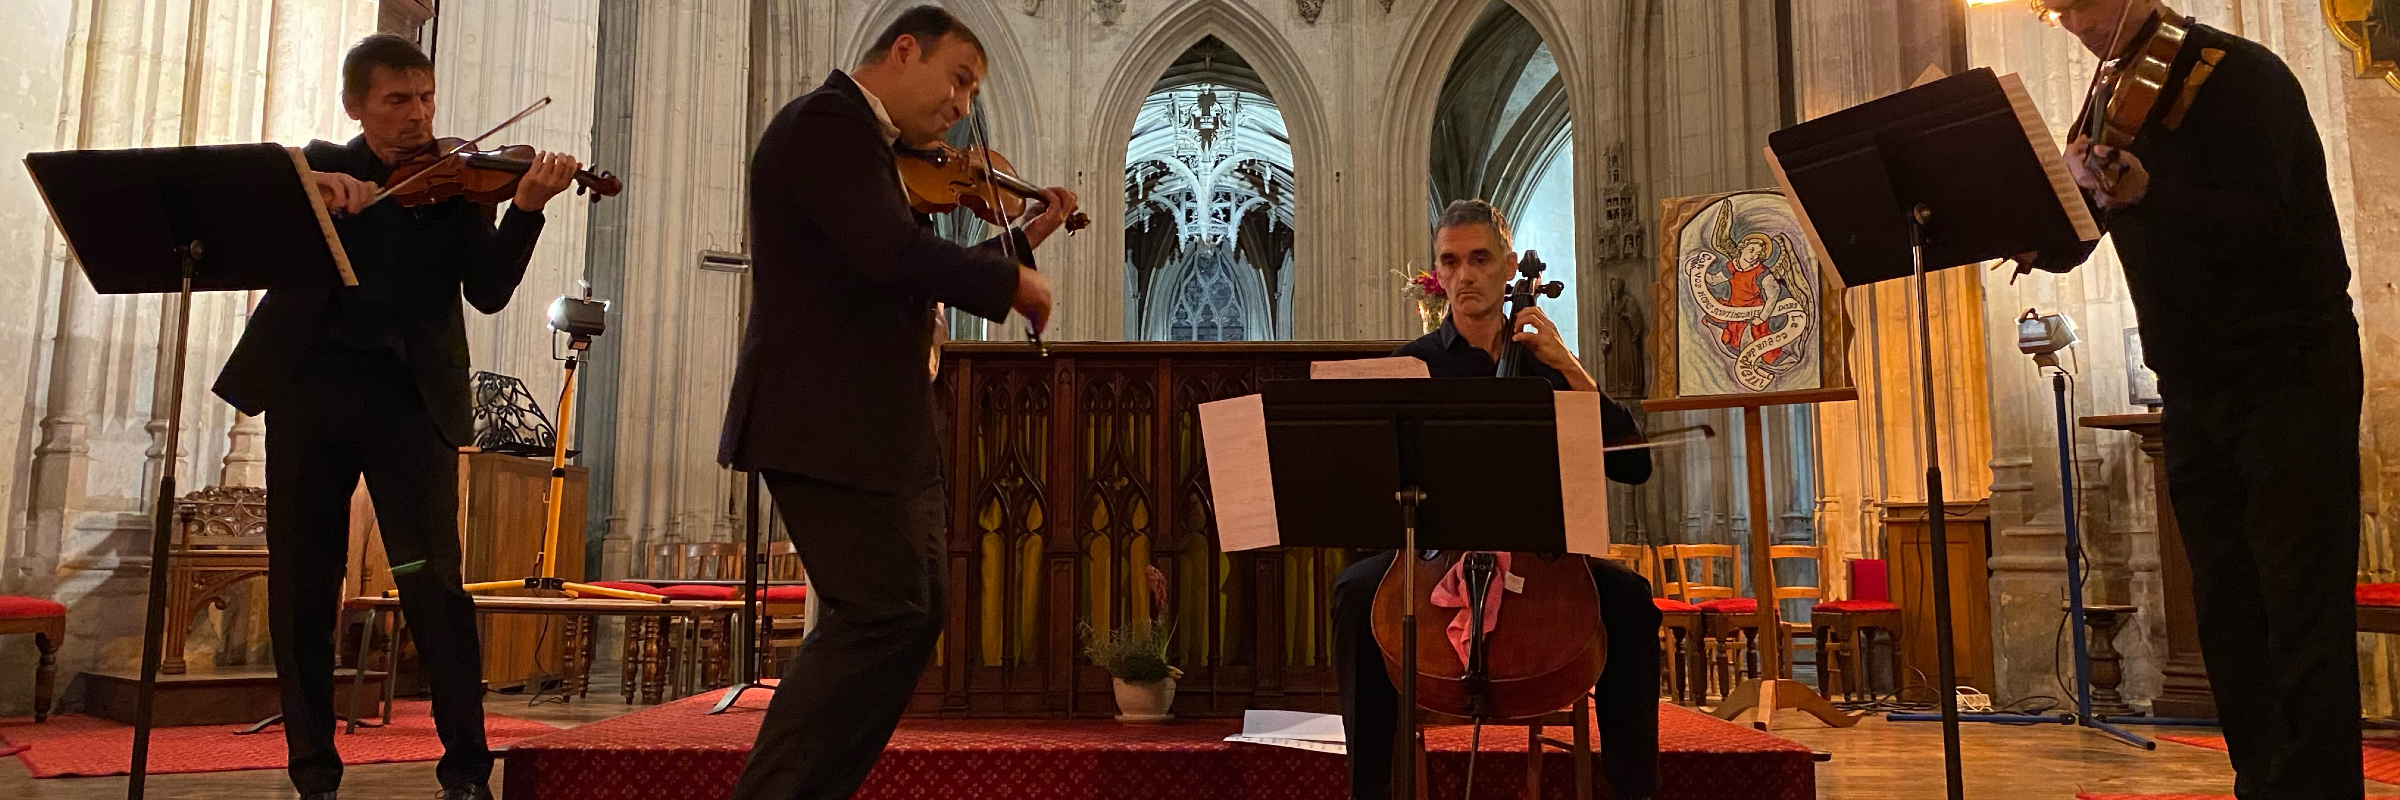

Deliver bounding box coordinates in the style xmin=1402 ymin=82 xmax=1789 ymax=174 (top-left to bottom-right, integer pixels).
xmin=1434 ymin=199 xmax=1514 ymax=250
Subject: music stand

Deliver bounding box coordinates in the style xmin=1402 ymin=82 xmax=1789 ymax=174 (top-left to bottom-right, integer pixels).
xmin=1765 ymin=67 xmax=2101 ymax=800
xmin=707 ymin=470 xmax=772 ymax=714
xmin=23 ymin=143 xmax=355 ymax=800
xmin=1203 ymin=377 xmax=1611 ymax=800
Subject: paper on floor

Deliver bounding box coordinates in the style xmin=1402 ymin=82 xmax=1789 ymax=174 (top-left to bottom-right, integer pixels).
xmin=1223 ymin=709 xmax=1347 ymax=755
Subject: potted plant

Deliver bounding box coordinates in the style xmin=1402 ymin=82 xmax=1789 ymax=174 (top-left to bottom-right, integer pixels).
xmin=1085 ymin=566 xmax=1180 ymax=723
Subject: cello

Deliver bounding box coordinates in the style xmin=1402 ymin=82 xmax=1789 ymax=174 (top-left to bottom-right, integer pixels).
xmin=1368 ymin=250 xmax=1609 ymax=795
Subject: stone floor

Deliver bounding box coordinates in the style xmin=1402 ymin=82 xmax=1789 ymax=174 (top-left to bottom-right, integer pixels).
xmin=2 ymin=680 xmax=2391 ymax=799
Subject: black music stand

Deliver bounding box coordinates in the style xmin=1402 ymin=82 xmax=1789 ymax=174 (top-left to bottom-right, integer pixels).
xmin=23 ymin=143 xmax=352 ymax=800
xmin=1218 ymin=377 xmax=1581 ymax=800
xmin=707 ymin=470 xmax=772 ymax=714
xmin=1766 ymin=68 xmax=2099 ymax=800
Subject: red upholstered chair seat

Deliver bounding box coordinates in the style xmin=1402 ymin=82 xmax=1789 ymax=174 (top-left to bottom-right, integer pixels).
xmin=652 ymin=584 xmax=739 ymax=601
xmin=1696 ymin=598 xmax=1757 ymax=614
xmin=1654 ymin=598 xmax=1700 ymax=613
xmin=0 ymin=596 xmax=66 ymax=619
xmin=760 ymin=586 xmax=808 ymax=602
xmin=576 ymin=581 xmax=658 ymax=596
xmin=2359 ymin=583 xmax=2400 ymax=608
xmin=1813 ymin=599 xmax=1900 ymax=613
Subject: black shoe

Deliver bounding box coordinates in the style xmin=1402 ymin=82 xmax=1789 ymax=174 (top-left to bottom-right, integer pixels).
xmin=436 ymin=786 xmax=493 ymax=800
xmin=300 ymin=793 xmax=337 ymax=800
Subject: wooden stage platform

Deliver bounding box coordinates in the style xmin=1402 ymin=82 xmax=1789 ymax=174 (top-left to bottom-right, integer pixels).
xmin=501 ymin=688 xmax=1818 ymax=800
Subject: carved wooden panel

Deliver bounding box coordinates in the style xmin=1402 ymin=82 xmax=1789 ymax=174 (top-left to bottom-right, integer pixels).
xmin=926 ymin=342 xmax=1399 ymax=717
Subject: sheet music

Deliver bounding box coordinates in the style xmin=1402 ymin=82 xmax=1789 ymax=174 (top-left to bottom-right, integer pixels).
xmin=1998 ymin=73 xmax=2103 ymax=241
xmin=1199 ymin=395 xmax=1280 ymax=552
xmin=285 ymin=145 xmax=358 ymax=286
xmin=1309 ymin=357 xmax=1430 ymax=380
xmin=1224 ymin=710 xmax=1347 ymax=755
xmin=1553 ymin=391 xmax=1611 ymax=556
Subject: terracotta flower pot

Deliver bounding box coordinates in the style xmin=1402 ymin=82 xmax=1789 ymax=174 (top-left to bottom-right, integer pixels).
xmin=1110 ymin=675 xmax=1177 ymax=723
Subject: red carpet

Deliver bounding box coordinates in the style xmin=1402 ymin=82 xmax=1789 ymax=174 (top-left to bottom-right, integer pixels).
xmin=2155 ymin=733 xmax=2400 ymax=785
xmin=503 ymin=691 xmax=1814 ymax=800
xmin=0 ymin=700 xmax=559 ymax=778
xmin=2074 ymin=794 xmax=2234 ymax=800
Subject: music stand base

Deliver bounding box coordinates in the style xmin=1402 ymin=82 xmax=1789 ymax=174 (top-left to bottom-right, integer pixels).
xmin=1712 ymin=678 xmax=1863 ymax=731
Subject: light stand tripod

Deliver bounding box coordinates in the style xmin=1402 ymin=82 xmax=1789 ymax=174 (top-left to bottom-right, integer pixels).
xmin=451 ymin=294 xmax=662 ymax=604
xmin=2026 ymin=311 xmax=2152 ymax=750
xmin=707 ymin=470 xmax=773 ymax=714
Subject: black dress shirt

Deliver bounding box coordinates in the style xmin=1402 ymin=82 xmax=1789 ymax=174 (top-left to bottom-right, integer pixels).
xmin=1393 ymin=315 xmax=1652 ymax=485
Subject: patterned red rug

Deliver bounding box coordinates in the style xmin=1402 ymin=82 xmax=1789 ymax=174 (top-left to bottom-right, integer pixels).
xmin=502 ymin=691 xmax=1815 ymax=800
xmin=2155 ymin=733 xmax=2400 ymax=785
xmin=0 ymin=700 xmax=559 ymax=778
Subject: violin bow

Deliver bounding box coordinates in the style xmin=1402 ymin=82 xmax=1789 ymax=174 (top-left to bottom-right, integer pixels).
xmin=364 ymin=96 xmax=554 ymax=206
xmin=1599 ymin=424 xmax=1716 ymax=454
xmin=966 ymin=96 xmax=1053 ymax=357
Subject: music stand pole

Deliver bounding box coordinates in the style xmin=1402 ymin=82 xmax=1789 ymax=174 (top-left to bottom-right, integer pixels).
xmin=1905 ymin=206 xmax=1969 ymax=800
xmin=125 ymin=246 xmax=199 ymax=799
xmin=707 ymin=470 xmax=771 ymax=714
xmin=2048 ymin=372 xmax=2153 ymax=749
xmin=1394 ymin=420 xmax=1423 ymax=800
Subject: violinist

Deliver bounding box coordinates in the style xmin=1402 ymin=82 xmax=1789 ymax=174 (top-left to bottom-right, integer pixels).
xmin=717 ymin=6 xmax=1076 ymax=800
xmin=1330 ymin=200 xmax=1659 ymax=800
xmin=2016 ymin=2 xmax=2362 ymax=796
xmin=211 ymin=34 xmax=580 ymax=800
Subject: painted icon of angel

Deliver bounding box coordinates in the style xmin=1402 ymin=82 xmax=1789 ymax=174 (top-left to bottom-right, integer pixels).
xmin=1694 ymin=205 xmax=1808 ymax=366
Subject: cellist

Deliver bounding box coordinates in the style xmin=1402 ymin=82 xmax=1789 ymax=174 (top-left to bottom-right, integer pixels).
xmin=1330 ymin=200 xmax=1660 ymax=800
xmin=2013 ymin=3 xmax=2362 ymax=796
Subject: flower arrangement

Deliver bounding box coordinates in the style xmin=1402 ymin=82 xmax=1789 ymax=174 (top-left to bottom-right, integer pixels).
xmin=1082 ymin=619 xmax=1178 ymax=682
xmin=1396 ymin=266 xmax=1448 ymax=333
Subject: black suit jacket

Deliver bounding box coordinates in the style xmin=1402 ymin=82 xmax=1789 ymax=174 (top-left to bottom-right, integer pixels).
xmin=719 ymin=70 xmax=1029 ymax=493
xmin=213 ymin=136 xmax=543 ymax=445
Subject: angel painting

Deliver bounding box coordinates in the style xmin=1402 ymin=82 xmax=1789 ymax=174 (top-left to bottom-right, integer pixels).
xmin=1661 ymin=190 xmax=1825 ymax=395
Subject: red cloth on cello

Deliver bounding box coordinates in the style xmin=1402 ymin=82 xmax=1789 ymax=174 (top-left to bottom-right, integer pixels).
xmin=1428 ymin=552 xmax=1510 ymax=665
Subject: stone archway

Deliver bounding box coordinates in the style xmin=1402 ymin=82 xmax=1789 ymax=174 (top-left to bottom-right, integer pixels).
xmin=1072 ymin=0 xmax=1331 ymax=342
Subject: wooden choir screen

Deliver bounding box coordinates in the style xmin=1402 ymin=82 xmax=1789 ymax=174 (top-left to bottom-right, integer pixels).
xmin=922 ymin=341 xmax=1404 ymax=718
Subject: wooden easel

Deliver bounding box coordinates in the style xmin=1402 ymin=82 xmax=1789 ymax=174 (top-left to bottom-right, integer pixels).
xmin=1643 ymin=386 xmax=1863 ymax=731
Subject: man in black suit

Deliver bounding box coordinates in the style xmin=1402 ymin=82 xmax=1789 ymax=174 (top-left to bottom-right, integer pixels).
xmin=212 ymin=34 xmax=578 ymax=800
xmin=1331 ymin=200 xmax=1658 ymax=800
xmin=718 ymin=7 xmax=1075 ymax=799
xmin=2018 ymin=2 xmax=2363 ymax=797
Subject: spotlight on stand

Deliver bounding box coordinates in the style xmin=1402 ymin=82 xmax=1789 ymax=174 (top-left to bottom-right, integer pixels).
xmin=2017 ymin=308 xmax=2078 ymax=368
xmin=549 ymin=293 xmax=609 ymax=341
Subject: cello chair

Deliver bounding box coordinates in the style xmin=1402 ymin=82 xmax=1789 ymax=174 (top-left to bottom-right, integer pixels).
xmin=1408 ymin=696 xmax=1597 ymax=800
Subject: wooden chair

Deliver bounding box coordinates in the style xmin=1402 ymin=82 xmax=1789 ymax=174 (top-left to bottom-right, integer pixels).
xmin=758 ymin=540 xmax=808 ymax=675
xmin=1696 ymin=545 xmax=1826 ymax=691
xmin=1408 ymin=697 xmax=1596 ymax=800
xmin=1659 ymin=543 xmax=1739 ymax=700
xmin=1812 ymin=558 xmax=1903 ymax=700
xmin=0 ymin=596 xmax=64 ymax=721
xmin=1602 ymin=544 xmax=1702 ymax=705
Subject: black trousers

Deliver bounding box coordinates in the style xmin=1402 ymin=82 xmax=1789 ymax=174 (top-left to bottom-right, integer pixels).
xmin=730 ymin=471 xmax=947 ymax=800
xmin=264 ymin=351 xmax=488 ymax=794
xmin=2160 ymin=336 xmax=2364 ymax=800
xmin=1333 ymin=552 xmax=1661 ymax=800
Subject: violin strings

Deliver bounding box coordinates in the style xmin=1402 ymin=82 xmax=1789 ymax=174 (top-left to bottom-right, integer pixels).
xmin=368 ymin=96 xmax=554 ymax=206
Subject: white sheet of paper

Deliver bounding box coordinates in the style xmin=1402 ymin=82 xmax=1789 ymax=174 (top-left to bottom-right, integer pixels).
xmin=1309 ymin=357 xmax=1429 ymax=380
xmin=1199 ymin=394 xmax=1280 ymax=552
xmin=1224 ymin=710 xmax=1347 ymax=754
xmin=1554 ymin=391 xmax=1611 ymax=556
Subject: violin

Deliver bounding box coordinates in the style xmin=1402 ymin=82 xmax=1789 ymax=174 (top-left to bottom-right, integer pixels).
xmin=894 ymin=142 xmax=1088 ymax=232
xmin=2075 ymin=9 xmax=2193 ymax=192
xmin=1369 ymin=251 xmax=1607 ymax=727
xmin=383 ymin=136 xmax=623 ymax=207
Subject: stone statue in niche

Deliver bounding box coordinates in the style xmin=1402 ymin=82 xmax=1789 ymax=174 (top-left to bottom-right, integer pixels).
xmin=1299 ymin=0 xmax=1324 ymax=24
xmin=1600 ymin=276 xmax=1647 ymax=401
xmin=1022 ymin=0 xmax=1041 ymax=15
xmin=1093 ymin=0 xmax=1124 ymax=26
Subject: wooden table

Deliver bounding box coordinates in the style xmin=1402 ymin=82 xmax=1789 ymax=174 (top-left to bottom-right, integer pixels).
xmin=342 ymin=595 xmax=742 ymax=721
xmin=2079 ymin=412 xmax=2215 ymax=718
